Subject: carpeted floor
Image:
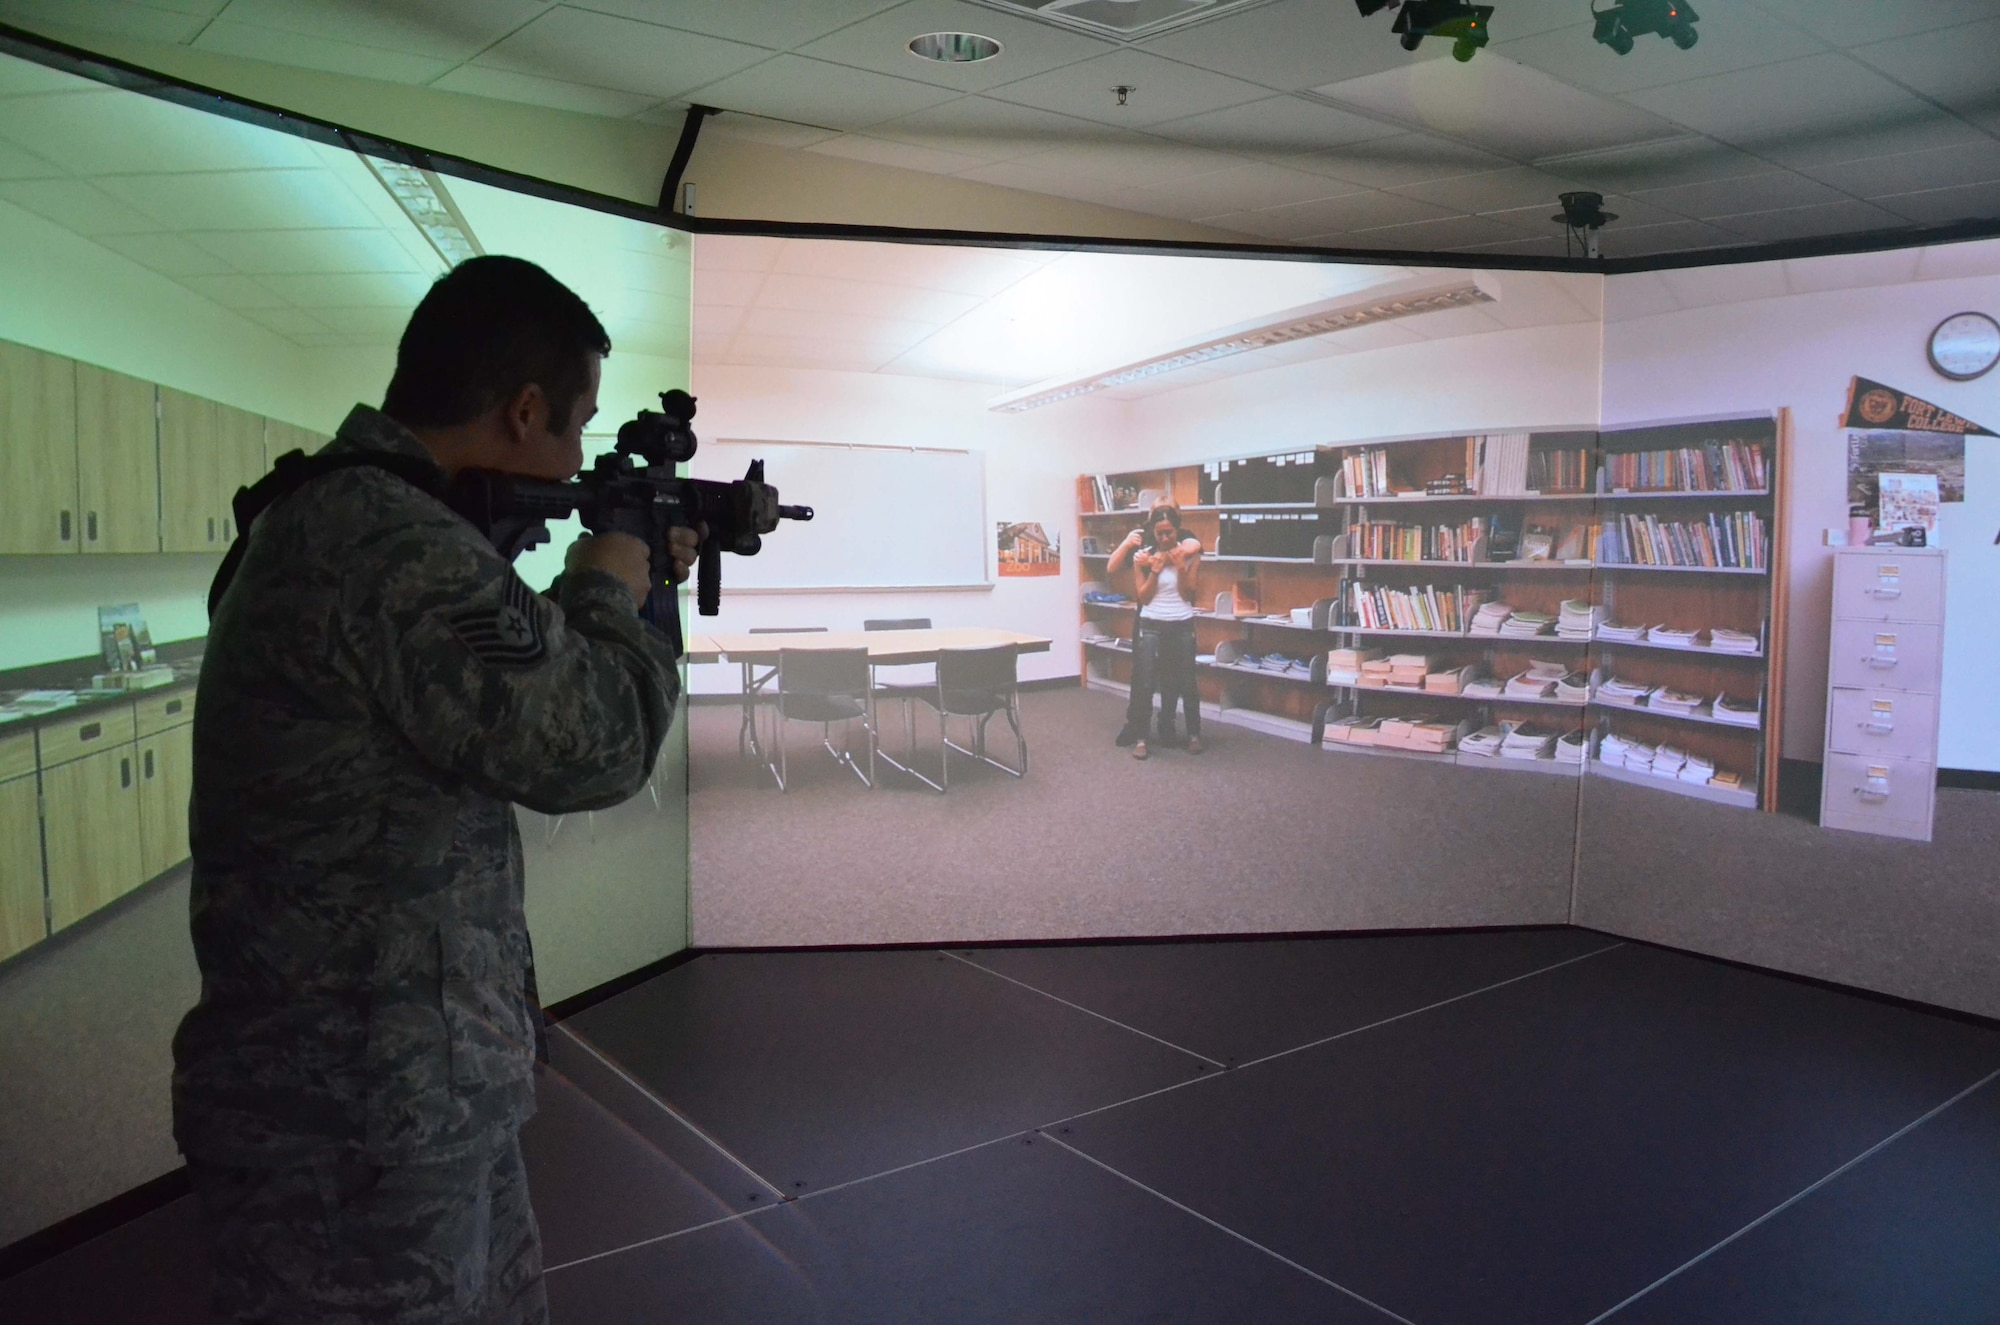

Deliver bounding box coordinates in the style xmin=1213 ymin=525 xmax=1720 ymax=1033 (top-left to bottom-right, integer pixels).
xmin=688 ymin=685 xmax=1583 ymax=947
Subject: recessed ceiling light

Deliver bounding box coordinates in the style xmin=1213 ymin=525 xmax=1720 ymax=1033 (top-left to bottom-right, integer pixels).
xmin=907 ymin=31 xmax=1003 ymax=62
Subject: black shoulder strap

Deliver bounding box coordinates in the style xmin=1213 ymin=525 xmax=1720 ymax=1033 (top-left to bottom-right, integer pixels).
xmin=207 ymin=449 xmax=444 ymax=617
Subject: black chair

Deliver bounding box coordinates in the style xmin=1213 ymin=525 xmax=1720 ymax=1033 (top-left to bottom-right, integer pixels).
xmin=766 ymin=647 xmax=877 ymax=791
xmin=738 ymin=627 xmax=826 ymax=757
xmin=863 ymin=617 xmax=933 ymax=750
xmin=895 ymin=644 xmax=1026 ymax=793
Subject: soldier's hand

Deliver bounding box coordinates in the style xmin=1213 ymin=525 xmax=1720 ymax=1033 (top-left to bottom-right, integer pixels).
xmin=566 ymin=532 xmax=652 ymax=608
xmin=666 ymin=523 xmax=704 ymax=585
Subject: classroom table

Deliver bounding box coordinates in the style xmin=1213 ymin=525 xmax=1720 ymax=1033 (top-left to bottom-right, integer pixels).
xmin=688 ymin=628 xmax=1052 ymax=764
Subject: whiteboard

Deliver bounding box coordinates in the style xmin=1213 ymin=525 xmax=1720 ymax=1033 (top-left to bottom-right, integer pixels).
xmin=692 ymin=439 xmax=988 ymax=590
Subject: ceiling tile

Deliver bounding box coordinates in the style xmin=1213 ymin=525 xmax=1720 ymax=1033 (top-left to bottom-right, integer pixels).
xmin=240 ymin=306 xmax=334 ymax=337
xmin=308 ymin=305 xmax=422 ymax=337
xmin=685 ymin=53 xmax=962 ymax=129
xmin=0 ymin=90 xmax=324 ymax=175
xmin=952 ymin=157 xmax=1151 ymax=209
xmin=983 ymin=49 xmax=1272 ymax=128
xmin=796 ymin=0 xmax=1113 ymax=92
xmin=1602 ymin=271 xmax=1682 ymax=321
xmin=192 ymin=19 xmax=459 ymax=84
xmin=1494 ymin=0 xmax=1816 ymax=95
xmin=804 ymin=133 xmax=993 ymax=176
xmin=1134 ymin=0 xmax=1418 ymax=93
xmin=1148 ymin=95 xmax=1403 ymax=154
xmin=1281 ymin=132 xmax=1510 ymax=188
xmin=1191 ymin=208 xmax=1328 ymax=241
xmin=565 ymin=0 xmax=902 ymax=50
xmin=1368 ymin=304 xmax=1506 ymax=338
xmin=1710 ymin=198 xmax=1913 ymax=244
xmin=1847 ymin=16 xmax=2000 ymax=119
xmin=0 ymin=50 xmax=100 ymax=97
xmin=206 ymin=0 xmax=550 ymax=61
xmin=1752 ymin=110 xmax=1991 ymax=173
xmin=174 ymin=273 xmax=289 ymax=309
xmin=605 ymin=316 xmax=689 ymax=358
xmin=724 ymin=332 xmax=896 ymax=371
xmin=1123 ymin=162 xmax=1352 ymax=217
xmin=1604 ymin=218 xmax=1753 ymax=257
xmin=1478 ymin=271 xmax=1603 ymax=323
xmin=740 ymin=306 xmax=934 ymax=346
xmin=693 ymin=305 xmax=748 ymax=337
xmin=1249 ymin=189 xmax=1453 ymax=237
xmin=1623 ymin=53 xmax=1941 ymax=155
xmin=0 ymin=178 xmax=162 ymax=234
xmin=1389 ymin=167 xmax=1590 ymax=214
xmin=975 ymin=136 xmax=1245 ymax=190
xmin=744 ymin=272 xmax=983 ymax=322
xmin=1745 ymin=0 xmax=2000 ymax=48
xmin=94 ymin=232 xmax=238 ymax=276
xmin=1311 ymin=53 xmax=1684 ymax=160
xmin=0 ymin=136 xmax=61 ymax=179
xmin=1779 ymin=248 xmax=1923 ymax=295
xmin=185 ymin=227 xmax=429 ymax=276
xmin=1631 ymin=170 xmax=1844 ymax=219
xmin=258 ymin=270 xmax=433 ymax=308
xmin=1799 ymin=141 xmax=2000 ymax=199
xmin=693 ymin=234 xmax=784 ymax=274
xmin=691 ymin=266 xmax=772 ymax=305
xmin=1535 ymin=136 xmax=1768 ymax=192
xmin=1333 ymin=213 xmax=1529 ymax=251
xmin=476 ymin=7 xmax=774 ymax=101
xmin=868 ymin=97 xmax=1109 ymax=161
xmin=430 ymin=65 xmax=664 ymax=118
xmin=767 ymin=240 xmax=1055 ymax=296
xmin=694 ymin=112 xmax=843 ymax=150
xmin=0 ymin=0 xmax=214 ymax=44
xmin=95 ymin=170 xmax=382 ymax=231
xmin=1869 ymin=180 xmax=2000 ymax=228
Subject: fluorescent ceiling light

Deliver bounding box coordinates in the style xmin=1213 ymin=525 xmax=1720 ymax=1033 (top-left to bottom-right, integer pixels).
xmin=361 ymin=156 xmax=483 ymax=268
xmin=988 ymin=274 xmax=1498 ymax=412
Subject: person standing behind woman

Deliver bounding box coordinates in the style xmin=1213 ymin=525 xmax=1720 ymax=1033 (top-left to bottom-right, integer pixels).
xmin=1108 ymin=504 xmax=1204 ymax=759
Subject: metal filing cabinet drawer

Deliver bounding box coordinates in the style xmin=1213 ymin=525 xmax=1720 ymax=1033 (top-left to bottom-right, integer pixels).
xmin=36 ymin=705 xmax=137 ymax=769
xmin=1831 ymin=553 xmax=1945 ymax=623
xmin=1820 ymin=752 xmax=1934 ymax=841
xmin=1828 ymin=619 xmax=1942 ymax=691
xmin=1825 ymin=688 xmax=1939 ymax=760
xmin=0 ymin=728 xmax=33 ymax=782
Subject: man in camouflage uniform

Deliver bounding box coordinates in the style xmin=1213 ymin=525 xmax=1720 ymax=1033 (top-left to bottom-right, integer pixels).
xmin=174 ymin=257 xmax=692 ymax=1324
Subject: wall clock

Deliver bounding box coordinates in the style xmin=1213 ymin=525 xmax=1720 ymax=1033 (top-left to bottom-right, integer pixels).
xmin=1928 ymin=311 xmax=2000 ymax=381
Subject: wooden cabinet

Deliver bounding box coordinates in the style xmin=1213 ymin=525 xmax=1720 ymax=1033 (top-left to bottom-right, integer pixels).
xmin=75 ymin=362 xmax=160 ymax=554
xmin=217 ymin=404 xmax=267 ymax=543
xmin=0 ymin=773 xmax=45 ymax=962
xmin=160 ymin=387 xmax=224 ymax=554
xmin=137 ymin=722 xmax=194 ymax=882
xmin=43 ymin=744 xmax=143 ymax=932
xmin=0 ymin=341 xmax=79 ymax=554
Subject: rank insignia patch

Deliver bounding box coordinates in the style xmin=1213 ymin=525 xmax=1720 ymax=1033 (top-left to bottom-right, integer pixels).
xmin=449 ymin=574 xmax=549 ymax=666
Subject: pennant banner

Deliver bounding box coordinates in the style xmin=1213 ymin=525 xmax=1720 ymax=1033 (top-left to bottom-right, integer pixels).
xmin=1843 ymin=376 xmax=1996 ymax=435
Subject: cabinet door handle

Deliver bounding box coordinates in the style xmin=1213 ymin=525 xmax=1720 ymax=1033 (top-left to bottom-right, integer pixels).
xmin=164 ymin=699 xmax=183 ymax=716
xmin=120 ymin=757 xmax=132 ymax=789
xmin=87 ymin=511 xmax=98 ymax=542
xmin=1864 ymin=654 xmax=1897 ymax=668
xmin=79 ymin=722 xmax=102 ymax=742
xmin=144 ymin=749 xmax=155 ymax=779
xmin=207 ymin=517 xmax=216 ymax=543
xmin=222 ymin=517 xmax=233 ymax=541
xmin=59 ymin=509 xmax=72 ymax=542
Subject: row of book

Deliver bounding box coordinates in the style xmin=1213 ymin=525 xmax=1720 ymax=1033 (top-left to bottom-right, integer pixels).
xmin=1340 ymin=582 xmax=1493 ymax=633
xmin=1340 ymin=448 xmax=1398 ymax=499
xmin=1603 ymin=440 xmax=1766 ymax=493
xmin=1524 ymin=447 xmax=1593 ymax=495
xmin=1596 ymin=511 xmax=1768 ymax=570
xmin=1342 ymin=517 xmax=1491 ymax=562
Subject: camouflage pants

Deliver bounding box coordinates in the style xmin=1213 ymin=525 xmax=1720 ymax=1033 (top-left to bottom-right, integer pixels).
xmin=188 ymin=1131 xmax=546 ymax=1324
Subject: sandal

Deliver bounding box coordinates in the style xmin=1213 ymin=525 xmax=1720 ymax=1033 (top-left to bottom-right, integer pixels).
xmin=1132 ymin=740 xmax=1149 ymax=760
xmin=1186 ymin=735 xmax=1204 ymax=755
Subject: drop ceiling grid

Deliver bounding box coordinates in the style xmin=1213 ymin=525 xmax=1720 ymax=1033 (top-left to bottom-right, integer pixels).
xmin=2 ymin=0 xmax=1998 ymax=259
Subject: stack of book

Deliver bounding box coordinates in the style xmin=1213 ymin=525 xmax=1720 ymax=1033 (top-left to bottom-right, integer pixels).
xmin=1708 ymin=627 xmax=1759 ymax=654
xmin=1386 ymin=654 xmax=1430 ymax=686
xmin=1325 ymin=647 xmax=1382 ymax=685
xmin=1358 ymin=657 xmax=1395 ymax=687
xmin=1556 ymin=730 xmax=1588 ymax=764
xmin=1424 ymin=664 xmax=1483 ymax=695
xmin=1459 ymin=723 xmax=1514 ymax=757
xmin=1470 ymin=601 xmax=1515 ymax=636
xmin=1597 ymin=620 xmax=1647 ymax=643
xmin=1650 ymin=688 xmax=1705 ymax=715
xmin=1557 ymin=600 xmax=1603 ymax=640
xmin=1501 ymin=724 xmax=1559 ymax=759
xmin=1555 ymin=672 xmax=1592 ymax=702
xmin=1646 ymin=625 xmax=1699 ymax=647
xmin=1326 ymin=715 xmax=1384 ymax=744
xmin=1711 ymin=695 xmax=1761 ymax=727
xmin=1499 ymin=609 xmax=1556 ymax=638
xmin=1597 ymin=676 xmax=1656 ymax=708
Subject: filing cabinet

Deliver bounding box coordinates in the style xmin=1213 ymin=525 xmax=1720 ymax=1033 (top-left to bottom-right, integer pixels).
xmin=1820 ymin=548 xmax=1945 ymax=841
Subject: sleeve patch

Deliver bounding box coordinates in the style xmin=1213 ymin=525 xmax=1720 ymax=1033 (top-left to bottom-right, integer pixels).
xmin=448 ymin=574 xmax=549 ymax=667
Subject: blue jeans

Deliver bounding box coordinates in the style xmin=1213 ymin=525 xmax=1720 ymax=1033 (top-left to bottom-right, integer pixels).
xmin=1126 ymin=618 xmax=1200 ymax=739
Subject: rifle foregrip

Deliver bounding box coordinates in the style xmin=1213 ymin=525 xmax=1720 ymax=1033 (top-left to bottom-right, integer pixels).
xmin=697 ymin=539 xmax=722 ymax=616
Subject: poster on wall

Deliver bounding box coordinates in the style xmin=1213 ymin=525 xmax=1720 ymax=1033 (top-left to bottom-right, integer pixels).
xmin=1843 ymin=377 xmax=1992 ymax=542
xmin=997 ymin=521 xmax=1060 ymax=577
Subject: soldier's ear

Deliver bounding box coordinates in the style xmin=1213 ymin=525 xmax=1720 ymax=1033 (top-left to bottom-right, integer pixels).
xmin=500 ymin=382 xmax=549 ymax=446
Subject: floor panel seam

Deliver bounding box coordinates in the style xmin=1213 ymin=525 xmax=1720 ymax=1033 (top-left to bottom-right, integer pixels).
xmin=1582 ymin=1063 xmax=2000 ymax=1324
xmin=552 ymin=1023 xmax=791 ymax=1203
xmin=1040 ymin=1133 xmax=1421 ymax=1325
xmin=940 ymin=950 xmax=1228 ymax=1068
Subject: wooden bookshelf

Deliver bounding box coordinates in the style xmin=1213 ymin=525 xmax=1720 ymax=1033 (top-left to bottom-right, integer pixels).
xmin=1079 ymin=413 xmax=1787 ymax=810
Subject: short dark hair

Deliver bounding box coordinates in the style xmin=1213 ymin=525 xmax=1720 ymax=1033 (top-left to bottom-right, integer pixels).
xmin=383 ymin=256 xmax=610 ymax=432
xmin=1149 ymin=503 xmax=1183 ymax=529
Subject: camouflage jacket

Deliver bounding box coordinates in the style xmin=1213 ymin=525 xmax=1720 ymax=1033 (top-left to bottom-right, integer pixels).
xmin=173 ymin=405 xmax=680 ymax=1165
